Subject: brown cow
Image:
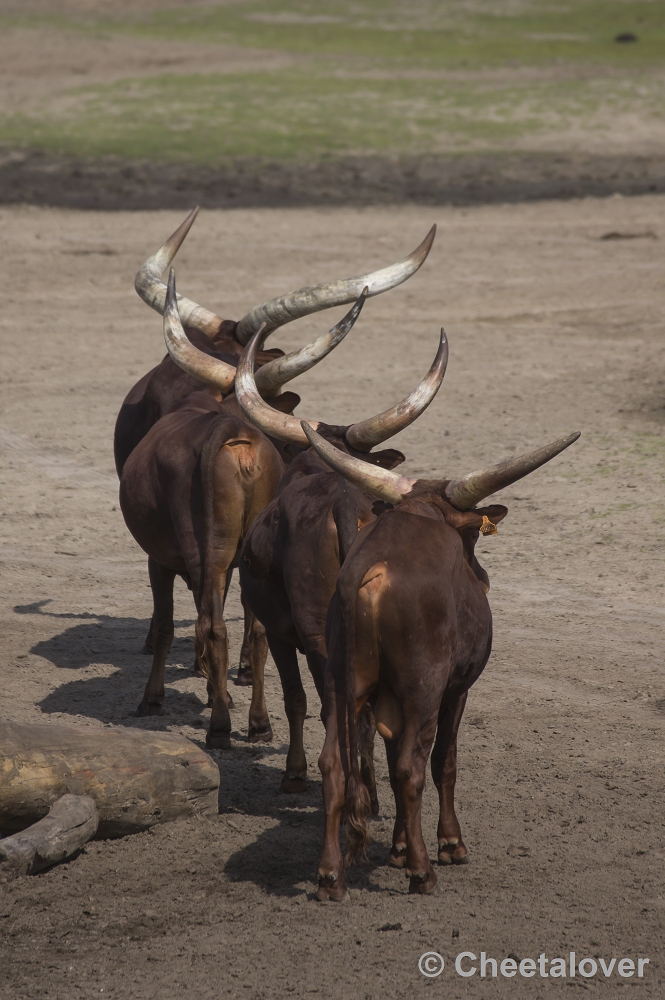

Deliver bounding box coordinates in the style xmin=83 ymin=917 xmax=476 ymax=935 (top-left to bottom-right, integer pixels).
xmin=160 ymin=295 xmax=447 ymax=777
xmin=115 ymin=209 xmax=436 ymax=681
xmin=232 ymin=326 xmax=448 ymax=797
xmin=119 ymin=274 xmax=365 ymax=747
xmin=301 ymin=419 xmax=580 ymax=899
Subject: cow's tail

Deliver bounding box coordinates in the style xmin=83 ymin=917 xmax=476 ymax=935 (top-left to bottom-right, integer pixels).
xmin=340 ymin=579 xmax=372 ymax=866
xmin=194 ymin=417 xmax=243 ymax=683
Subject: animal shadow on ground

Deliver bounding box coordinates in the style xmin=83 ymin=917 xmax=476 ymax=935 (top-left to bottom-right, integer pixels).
xmin=219 ymin=746 xmax=395 ymax=897
xmin=13 ymin=598 xmax=227 ymax=729
xmin=14 ymin=601 xmax=397 ymax=895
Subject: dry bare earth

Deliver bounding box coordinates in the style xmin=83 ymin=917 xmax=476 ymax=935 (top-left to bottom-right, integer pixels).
xmin=1 ymin=196 xmax=664 ymax=998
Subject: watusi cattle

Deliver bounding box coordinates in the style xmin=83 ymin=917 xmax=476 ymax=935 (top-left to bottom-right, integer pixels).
xmin=230 ymin=324 xmax=448 ymax=797
xmin=301 ymin=417 xmax=580 ymax=900
xmin=114 ymin=208 xmax=436 ymax=680
xmin=119 ymin=274 xmax=365 ymax=748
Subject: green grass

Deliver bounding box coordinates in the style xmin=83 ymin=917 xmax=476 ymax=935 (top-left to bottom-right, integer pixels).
xmin=1 ymin=0 xmax=664 ymax=162
xmin=3 ymin=70 xmax=664 ymax=162
xmin=7 ymin=0 xmax=665 ymax=69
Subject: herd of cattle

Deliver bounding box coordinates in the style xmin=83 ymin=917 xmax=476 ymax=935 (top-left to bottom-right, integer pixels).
xmin=113 ymin=209 xmax=579 ymax=899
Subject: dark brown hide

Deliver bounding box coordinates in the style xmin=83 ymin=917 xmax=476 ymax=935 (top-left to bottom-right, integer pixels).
xmin=316 ymin=494 xmax=507 ymax=900
xmin=238 ymin=441 xmax=403 ymax=798
xmin=114 ymin=323 xmax=291 ymax=680
xmin=113 ymin=322 xmax=283 ymax=477
xmin=119 ymin=391 xmax=285 ymax=748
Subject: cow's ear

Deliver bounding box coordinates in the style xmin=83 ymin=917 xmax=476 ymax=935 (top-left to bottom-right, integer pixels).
xmin=445 ymin=504 xmax=508 ymax=532
xmin=366 ymin=448 xmax=405 ymax=470
xmin=477 ymin=504 xmax=508 ymax=527
xmin=268 ymin=391 xmax=301 ymax=414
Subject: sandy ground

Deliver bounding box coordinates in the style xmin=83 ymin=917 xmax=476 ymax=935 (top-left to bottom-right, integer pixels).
xmin=0 ymin=28 xmax=298 ymax=114
xmin=0 ymin=196 xmax=664 ymax=998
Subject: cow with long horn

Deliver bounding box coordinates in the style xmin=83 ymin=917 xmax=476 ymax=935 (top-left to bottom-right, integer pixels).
xmin=225 ymin=325 xmax=448 ymax=796
xmin=119 ymin=273 xmax=365 ymax=748
xmin=300 ymin=417 xmax=580 ymax=900
xmin=114 ymin=209 xmax=436 ymax=682
xmin=115 ymin=207 xmax=436 ymax=475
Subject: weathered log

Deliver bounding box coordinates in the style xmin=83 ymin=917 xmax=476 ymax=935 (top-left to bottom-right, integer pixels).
xmin=0 ymin=720 xmax=220 ymax=837
xmin=0 ymin=793 xmax=98 ymax=883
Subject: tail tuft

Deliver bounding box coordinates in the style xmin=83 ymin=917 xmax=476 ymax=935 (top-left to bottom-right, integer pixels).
xmin=344 ymin=771 xmax=371 ymax=866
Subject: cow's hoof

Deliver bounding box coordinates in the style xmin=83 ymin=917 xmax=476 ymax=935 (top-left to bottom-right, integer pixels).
xmin=192 ymin=660 xmax=204 ymax=677
xmin=248 ymin=723 xmax=273 ymax=744
xmin=438 ymin=840 xmax=469 ymax=865
xmin=206 ymin=731 xmax=231 ymax=750
xmin=409 ymin=869 xmax=437 ymax=895
xmin=281 ymin=772 xmax=307 ymax=794
xmin=137 ymin=701 xmax=163 ymax=717
xmin=316 ymin=873 xmax=347 ymax=901
xmin=235 ymin=666 xmax=253 ymax=687
xmin=388 ymin=846 xmax=407 ymax=869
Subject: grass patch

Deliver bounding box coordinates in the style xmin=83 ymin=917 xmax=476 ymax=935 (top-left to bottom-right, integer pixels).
xmin=2 ymin=71 xmax=665 ymax=162
xmin=1 ymin=0 xmax=664 ymax=162
xmin=5 ymin=0 xmax=665 ymax=69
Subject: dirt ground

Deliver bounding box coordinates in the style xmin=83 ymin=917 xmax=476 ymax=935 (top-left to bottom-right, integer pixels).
xmin=1 ymin=196 xmax=664 ymax=998
xmin=3 ymin=147 xmax=665 ymax=211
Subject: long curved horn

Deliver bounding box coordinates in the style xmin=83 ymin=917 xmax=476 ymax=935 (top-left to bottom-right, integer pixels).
xmin=345 ymin=328 xmax=449 ymax=451
xmin=301 ymin=423 xmax=417 ymax=504
xmin=444 ymin=432 xmax=581 ymax=510
xmin=235 ymin=225 xmax=436 ymax=344
xmin=135 ymin=207 xmax=223 ymax=338
xmin=235 ymin=329 xmax=321 ymax=447
xmin=164 ymin=270 xmax=237 ymax=394
xmin=254 ymin=288 xmax=368 ymax=396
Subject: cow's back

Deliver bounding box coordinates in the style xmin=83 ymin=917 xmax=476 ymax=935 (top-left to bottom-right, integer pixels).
xmin=334 ymin=507 xmax=493 ymax=692
xmin=120 ymin=407 xmax=282 ymax=585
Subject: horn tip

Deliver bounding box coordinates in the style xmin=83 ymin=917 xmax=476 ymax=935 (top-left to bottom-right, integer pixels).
xmin=418 ymin=224 xmax=437 ymax=258
xmin=166 ymin=269 xmax=176 ymax=306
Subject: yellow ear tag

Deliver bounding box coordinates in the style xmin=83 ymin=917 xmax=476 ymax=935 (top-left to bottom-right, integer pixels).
xmin=480 ymin=515 xmax=498 ymax=536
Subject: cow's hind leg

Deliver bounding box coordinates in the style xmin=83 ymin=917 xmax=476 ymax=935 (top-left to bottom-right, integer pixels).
xmin=141 ymin=616 xmax=154 ymax=655
xmin=138 ymin=559 xmax=176 ymax=716
xmin=431 ymin=690 xmax=468 ymax=866
xmin=236 ymin=590 xmax=258 ymax=686
xmin=267 ymin=635 xmax=307 ymax=792
xmin=197 ymin=564 xmax=235 ymax=750
xmin=396 ymin=725 xmax=438 ymax=895
xmin=384 ymin=737 xmax=408 ymax=868
xmin=246 ymin=612 xmax=272 ymax=744
xmin=317 ymin=668 xmax=348 ymax=901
